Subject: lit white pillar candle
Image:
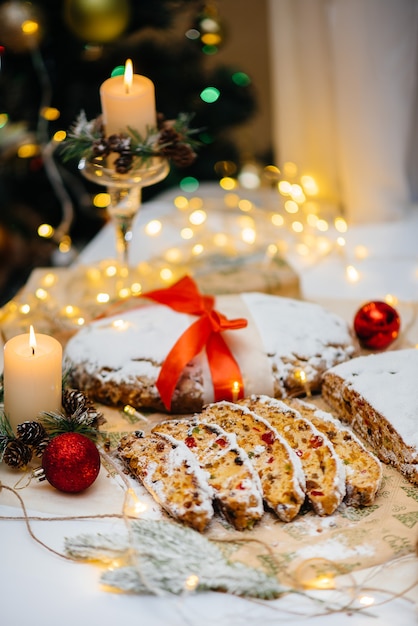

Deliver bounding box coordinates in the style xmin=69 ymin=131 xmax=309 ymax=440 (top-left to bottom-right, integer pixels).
xmin=99 ymin=58 xmax=156 ymax=138
xmin=3 ymin=326 xmax=62 ymax=431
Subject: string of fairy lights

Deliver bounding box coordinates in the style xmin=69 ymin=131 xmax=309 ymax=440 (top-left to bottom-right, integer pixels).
xmin=0 ymin=0 xmax=376 ymax=299
xmin=1 ymin=152 xmax=402 ymax=341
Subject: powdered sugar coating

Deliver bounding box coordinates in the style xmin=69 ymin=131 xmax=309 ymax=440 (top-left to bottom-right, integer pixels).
xmin=64 ymin=293 xmax=355 ymax=411
xmin=325 ymin=349 xmax=418 ymax=451
xmin=158 ymin=423 xmax=264 ymax=512
xmin=244 ymin=395 xmax=347 ymax=514
xmin=65 ymin=305 xmax=192 ymax=382
xmin=209 ymin=400 xmax=307 ymax=502
xmin=141 ymin=447 xmax=214 ymax=521
xmin=294 ymin=398 xmax=382 ymax=464
xmin=118 ymin=433 xmax=214 ymax=531
xmin=241 ymin=293 xmax=354 ymax=379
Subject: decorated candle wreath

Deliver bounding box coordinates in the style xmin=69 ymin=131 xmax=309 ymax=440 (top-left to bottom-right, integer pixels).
xmin=60 ymin=110 xmax=200 ymax=174
xmin=0 ymin=385 xmax=105 ymax=492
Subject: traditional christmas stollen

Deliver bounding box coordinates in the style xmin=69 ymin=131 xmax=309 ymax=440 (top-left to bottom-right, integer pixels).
xmin=2 ymin=398 xmax=417 ymax=582
xmin=62 ymin=276 xmax=356 ymax=413
xmin=104 ymin=396 xmax=418 ymax=578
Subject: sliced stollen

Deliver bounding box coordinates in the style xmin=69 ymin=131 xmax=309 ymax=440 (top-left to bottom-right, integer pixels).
xmin=285 ymin=398 xmax=383 ymax=506
xmin=153 ymin=419 xmax=264 ymax=530
xmin=239 ymin=395 xmax=346 ymax=516
xmin=118 ymin=433 xmax=214 ymax=532
xmin=200 ymin=401 xmax=306 ymax=522
xmin=322 ymin=349 xmax=418 ymax=485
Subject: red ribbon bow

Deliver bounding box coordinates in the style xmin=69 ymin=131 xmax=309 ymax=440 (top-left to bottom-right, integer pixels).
xmin=141 ymin=275 xmax=248 ymax=410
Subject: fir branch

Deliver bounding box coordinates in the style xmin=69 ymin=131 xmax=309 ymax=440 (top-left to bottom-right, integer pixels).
xmin=0 ymin=411 xmax=14 ymax=439
xmin=60 ymin=110 xmax=103 ymax=163
xmin=0 ymin=411 xmax=14 ymax=462
xmin=39 ymin=408 xmax=99 ymax=441
xmin=65 ymin=519 xmax=285 ymax=599
xmin=59 ymin=110 xmax=200 ymax=172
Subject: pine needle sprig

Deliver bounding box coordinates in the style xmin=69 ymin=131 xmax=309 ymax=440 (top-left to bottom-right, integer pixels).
xmin=60 ymin=110 xmax=103 ymax=163
xmin=59 ymin=110 xmax=200 ymax=172
xmin=40 ymin=405 xmax=101 ymax=441
xmin=0 ymin=411 xmax=14 ymax=440
xmin=0 ymin=411 xmax=15 ymax=463
xmin=65 ymin=519 xmax=286 ymax=599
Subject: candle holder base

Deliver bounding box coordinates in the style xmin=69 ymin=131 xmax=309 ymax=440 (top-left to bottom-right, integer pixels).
xmin=78 ymin=156 xmax=170 ymax=190
xmin=78 ymin=156 xmax=169 ymax=278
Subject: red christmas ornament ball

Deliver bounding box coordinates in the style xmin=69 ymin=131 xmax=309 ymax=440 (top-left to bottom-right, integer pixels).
xmin=41 ymin=432 xmax=101 ymax=493
xmin=353 ymin=301 xmax=400 ymax=350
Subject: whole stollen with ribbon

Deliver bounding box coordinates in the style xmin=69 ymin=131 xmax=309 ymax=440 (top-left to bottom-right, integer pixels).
xmin=63 ymin=276 xmax=356 ymax=413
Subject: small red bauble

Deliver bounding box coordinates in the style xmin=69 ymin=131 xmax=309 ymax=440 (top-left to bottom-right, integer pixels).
xmin=41 ymin=432 xmax=100 ymax=493
xmin=353 ymin=301 xmax=400 ymax=350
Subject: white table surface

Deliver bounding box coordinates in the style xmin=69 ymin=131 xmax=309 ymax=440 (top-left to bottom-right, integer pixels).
xmin=1 ymin=184 xmax=418 ymax=625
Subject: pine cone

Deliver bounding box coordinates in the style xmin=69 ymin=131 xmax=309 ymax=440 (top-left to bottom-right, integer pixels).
xmin=108 ymin=134 xmax=132 ymax=154
xmin=92 ymin=138 xmax=110 ymax=158
xmin=33 ymin=437 xmax=50 ymax=458
xmin=156 ymin=112 xmax=165 ymax=129
xmin=115 ymin=151 xmax=134 ymax=174
xmin=168 ymin=143 xmax=197 ymax=168
xmin=158 ymin=125 xmax=181 ymax=146
xmin=3 ymin=439 xmax=32 ymax=468
xmin=62 ymin=388 xmax=88 ymax=416
xmin=16 ymin=420 xmax=47 ymax=445
xmin=107 ymin=133 xmax=123 ymax=152
xmin=62 ymin=388 xmax=105 ymax=429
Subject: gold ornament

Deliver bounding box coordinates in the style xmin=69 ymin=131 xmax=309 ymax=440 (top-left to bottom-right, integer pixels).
xmin=0 ymin=0 xmax=44 ymax=53
xmin=64 ymin=0 xmax=130 ymax=43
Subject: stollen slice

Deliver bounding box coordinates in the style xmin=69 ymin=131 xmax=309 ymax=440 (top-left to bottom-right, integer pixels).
xmin=200 ymin=400 xmax=306 ymax=522
xmin=285 ymin=398 xmax=382 ymax=506
xmin=239 ymin=395 xmax=346 ymax=516
xmin=153 ymin=419 xmax=264 ymax=530
xmin=118 ymin=433 xmax=214 ymax=532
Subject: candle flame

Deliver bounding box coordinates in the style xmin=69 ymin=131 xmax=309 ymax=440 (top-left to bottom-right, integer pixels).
xmin=29 ymin=325 xmax=36 ymax=355
xmin=124 ymin=59 xmax=133 ymax=94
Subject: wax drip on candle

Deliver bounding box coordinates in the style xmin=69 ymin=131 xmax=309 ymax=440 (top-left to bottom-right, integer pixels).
xmin=29 ymin=324 xmax=36 ymax=356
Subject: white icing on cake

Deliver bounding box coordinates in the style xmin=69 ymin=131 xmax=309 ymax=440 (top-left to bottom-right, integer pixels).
xmin=326 ymin=348 xmax=418 ymax=450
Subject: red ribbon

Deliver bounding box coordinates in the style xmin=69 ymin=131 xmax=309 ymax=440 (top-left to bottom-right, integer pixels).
xmin=141 ymin=275 xmax=248 ymax=410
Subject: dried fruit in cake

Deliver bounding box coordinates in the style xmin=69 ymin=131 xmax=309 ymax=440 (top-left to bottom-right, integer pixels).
xmin=285 ymin=398 xmax=382 ymax=506
xmin=153 ymin=419 xmax=264 ymax=530
xmin=239 ymin=395 xmax=346 ymax=516
xmin=200 ymin=401 xmax=306 ymax=522
xmin=118 ymin=432 xmax=214 ymax=532
xmin=63 ymin=293 xmax=356 ymax=413
xmin=322 ymin=349 xmax=418 ymax=485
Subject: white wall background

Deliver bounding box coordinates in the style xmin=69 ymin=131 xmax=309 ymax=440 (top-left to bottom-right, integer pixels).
xmin=267 ymin=0 xmax=418 ymax=225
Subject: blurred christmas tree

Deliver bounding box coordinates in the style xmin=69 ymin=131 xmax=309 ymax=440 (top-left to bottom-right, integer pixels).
xmin=0 ymin=0 xmax=258 ymax=305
